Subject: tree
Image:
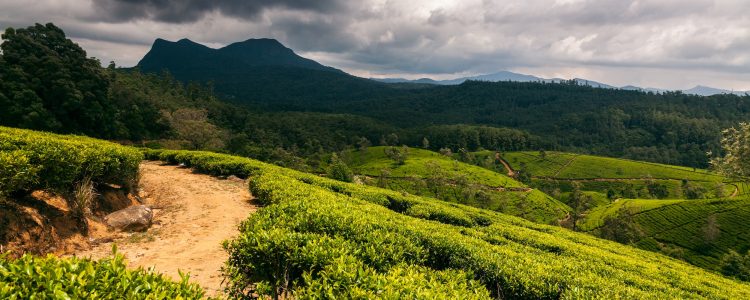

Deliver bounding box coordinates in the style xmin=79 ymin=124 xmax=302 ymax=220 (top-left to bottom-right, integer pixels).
xmin=439 ymin=147 xmax=453 ymax=156
xmin=721 ymin=250 xmax=750 ymax=281
xmin=515 ymin=162 xmax=532 ymax=184
xmin=384 ymin=133 xmax=399 ymax=146
xmin=569 ymin=183 xmax=595 ymax=231
xmin=711 ymin=122 xmax=750 ymax=179
xmin=377 ymin=169 xmax=390 ymax=188
xmin=384 ymin=146 xmax=407 ymax=165
xmin=681 ymin=180 xmax=706 ymax=199
xmin=702 ymin=214 xmax=720 ymax=244
xmin=0 ymin=23 xmax=116 ymax=136
xmin=327 ymin=153 xmax=353 ymax=182
xmin=598 ymin=208 xmax=644 ymax=244
xmin=356 ymin=137 xmax=371 ymax=152
xmin=647 ymin=180 xmax=670 ymax=199
xmin=162 ymin=108 xmax=226 ymax=150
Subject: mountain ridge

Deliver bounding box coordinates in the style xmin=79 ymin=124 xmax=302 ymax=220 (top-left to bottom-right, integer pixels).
xmin=372 ymin=71 xmax=748 ymax=96
xmin=138 ymin=37 xmax=344 ymax=75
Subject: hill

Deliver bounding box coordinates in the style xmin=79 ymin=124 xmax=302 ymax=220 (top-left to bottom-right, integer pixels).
xmin=8 ymin=23 xmax=750 ymax=170
xmin=483 ymin=150 xmax=750 ymax=273
xmin=136 ymin=37 xmax=399 ymax=110
xmin=5 ymin=127 xmax=750 ymax=297
xmin=580 ymin=198 xmax=750 ymax=273
xmin=494 ymin=151 xmax=736 ymax=201
xmin=340 ymin=146 xmax=570 ymax=224
xmin=144 ymin=148 xmax=750 ymax=298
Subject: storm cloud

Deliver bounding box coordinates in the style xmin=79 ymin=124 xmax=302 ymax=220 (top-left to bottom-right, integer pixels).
xmin=1 ymin=0 xmax=749 ymax=90
xmin=90 ymin=0 xmax=346 ymax=23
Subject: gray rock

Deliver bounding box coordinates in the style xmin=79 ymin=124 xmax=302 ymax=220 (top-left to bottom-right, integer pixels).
xmin=104 ymin=205 xmax=153 ymax=232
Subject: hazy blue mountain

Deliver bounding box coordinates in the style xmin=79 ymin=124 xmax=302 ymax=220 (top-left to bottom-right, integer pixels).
xmin=374 ymin=71 xmax=747 ymax=96
xmin=683 ymin=85 xmax=749 ymax=96
xmin=372 ymin=71 xmax=544 ymax=85
xmin=571 ymin=78 xmax=615 ymax=89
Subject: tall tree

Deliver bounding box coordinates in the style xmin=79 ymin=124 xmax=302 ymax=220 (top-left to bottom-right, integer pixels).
xmin=0 ymin=23 xmax=115 ymax=136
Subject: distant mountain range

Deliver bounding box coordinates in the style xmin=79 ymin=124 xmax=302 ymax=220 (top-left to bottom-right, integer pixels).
xmin=139 ymin=37 xmax=748 ymax=98
xmin=372 ymin=72 xmax=749 ymax=96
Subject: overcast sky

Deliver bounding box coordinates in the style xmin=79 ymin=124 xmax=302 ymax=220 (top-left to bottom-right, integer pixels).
xmin=1 ymin=0 xmax=749 ymax=90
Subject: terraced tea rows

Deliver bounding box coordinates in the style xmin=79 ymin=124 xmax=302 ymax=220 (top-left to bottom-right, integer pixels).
xmin=341 ymin=146 xmax=570 ymax=223
xmin=148 ymin=148 xmax=750 ymax=299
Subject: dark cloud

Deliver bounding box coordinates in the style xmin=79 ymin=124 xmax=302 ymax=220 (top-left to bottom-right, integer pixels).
xmin=2 ymin=0 xmax=749 ymax=90
xmin=91 ymin=0 xmax=346 ymax=23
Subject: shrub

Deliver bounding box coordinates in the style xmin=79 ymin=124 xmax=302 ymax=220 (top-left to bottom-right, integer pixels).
xmin=0 ymin=126 xmax=142 ymax=196
xmin=0 ymin=252 xmax=206 ymax=299
xmin=147 ymin=148 xmax=750 ymax=298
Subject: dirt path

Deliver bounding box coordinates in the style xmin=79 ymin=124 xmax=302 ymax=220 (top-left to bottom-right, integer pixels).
xmin=730 ymin=183 xmax=740 ymax=198
xmin=552 ymin=155 xmax=579 ymax=177
xmin=495 ymin=152 xmax=516 ymax=177
xmin=77 ymin=161 xmax=257 ymax=296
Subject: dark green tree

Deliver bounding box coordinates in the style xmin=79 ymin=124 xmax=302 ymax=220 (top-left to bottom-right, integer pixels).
xmin=0 ymin=23 xmax=115 ymax=136
xmin=327 ymin=153 xmax=353 ymax=182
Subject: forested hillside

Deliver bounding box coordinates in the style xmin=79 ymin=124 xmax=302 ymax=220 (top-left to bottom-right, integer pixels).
xmin=137 ymin=36 xmax=750 ymax=168
xmin=5 ymin=23 xmax=750 ymax=170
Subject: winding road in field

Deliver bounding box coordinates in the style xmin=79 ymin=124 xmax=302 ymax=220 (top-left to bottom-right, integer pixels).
xmin=77 ymin=161 xmax=257 ymax=296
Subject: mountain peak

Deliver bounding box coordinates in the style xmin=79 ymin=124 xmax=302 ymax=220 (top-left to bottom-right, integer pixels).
xmin=138 ymin=36 xmax=344 ymax=75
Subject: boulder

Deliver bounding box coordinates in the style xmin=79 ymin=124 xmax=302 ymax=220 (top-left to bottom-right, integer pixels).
xmin=104 ymin=205 xmax=153 ymax=232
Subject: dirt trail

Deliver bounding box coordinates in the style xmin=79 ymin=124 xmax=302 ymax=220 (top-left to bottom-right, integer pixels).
xmin=495 ymin=152 xmax=516 ymax=177
xmin=552 ymin=155 xmax=579 ymax=177
xmin=77 ymin=161 xmax=257 ymax=296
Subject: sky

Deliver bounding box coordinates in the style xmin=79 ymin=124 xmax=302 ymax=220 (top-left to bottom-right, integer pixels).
xmin=1 ymin=0 xmax=749 ymax=91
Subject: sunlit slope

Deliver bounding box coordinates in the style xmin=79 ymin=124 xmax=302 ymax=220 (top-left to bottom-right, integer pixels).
xmin=341 ymin=146 xmax=570 ymax=223
xmin=581 ymin=197 xmax=750 ymax=271
xmin=502 ymin=151 xmax=722 ymax=179
xmin=495 ymin=151 xmax=738 ymax=199
xmin=146 ymin=148 xmax=750 ymax=299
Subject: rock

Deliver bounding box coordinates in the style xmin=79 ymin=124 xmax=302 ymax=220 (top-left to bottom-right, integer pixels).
xmin=227 ymin=175 xmax=244 ymax=182
xmin=104 ymin=205 xmax=153 ymax=232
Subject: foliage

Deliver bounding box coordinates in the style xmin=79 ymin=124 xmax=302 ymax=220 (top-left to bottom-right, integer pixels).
xmin=0 ymin=126 xmax=142 ymax=196
xmin=162 ymin=108 xmax=226 ymax=150
xmin=597 ymin=208 xmax=645 ymax=244
xmin=340 ymin=146 xmax=569 ymax=223
xmin=0 ymin=252 xmax=206 ymax=299
xmin=721 ymin=250 xmax=750 ymax=282
xmin=383 ymin=146 xmax=408 ymax=165
xmin=326 ymin=153 xmax=353 ymax=182
xmin=711 ymin=122 xmax=750 ymax=181
xmin=149 ymin=148 xmax=750 ymax=298
xmin=0 ymin=23 xmax=113 ymax=137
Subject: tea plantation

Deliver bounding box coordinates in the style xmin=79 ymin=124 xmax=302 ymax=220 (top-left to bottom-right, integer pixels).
xmin=148 ymin=148 xmax=750 ymax=299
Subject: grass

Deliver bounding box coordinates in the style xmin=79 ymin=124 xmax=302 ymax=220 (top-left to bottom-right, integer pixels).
xmin=502 ymin=151 xmax=724 ymax=181
xmin=344 ymin=147 xmax=522 ymax=187
xmin=577 ymin=195 xmax=750 ymax=272
xmin=341 ymin=146 xmax=570 ymax=224
xmin=579 ymin=199 xmax=687 ymax=231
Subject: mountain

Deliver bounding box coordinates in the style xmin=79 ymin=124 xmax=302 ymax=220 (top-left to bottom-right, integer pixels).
xmin=137 ymin=38 xmax=392 ymax=109
xmin=683 ymin=85 xmax=749 ymax=96
xmin=138 ymin=38 xmax=343 ymax=74
xmin=372 ymin=71 xmax=544 ymax=85
xmin=375 ymin=72 xmax=748 ymax=96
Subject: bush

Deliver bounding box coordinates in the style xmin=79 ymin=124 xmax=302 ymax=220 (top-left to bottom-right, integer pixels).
xmin=327 ymin=153 xmax=353 ymax=182
xmin=0 ymin=126 xmax=142 ymax=196
xmin=0 ymin=252 xmax=206 ymax=299
xmin=147 ymin=148 xmax=750 ymax=298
